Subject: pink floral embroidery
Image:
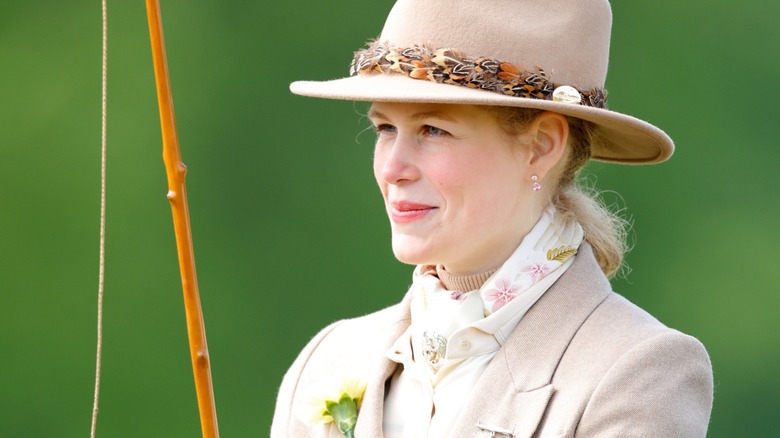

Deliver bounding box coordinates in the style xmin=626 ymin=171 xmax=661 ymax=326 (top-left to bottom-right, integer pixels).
xmin=450 ymin=291 xmax=467 ymax=302
xmin=521 ymin=259 xmax=557 ymax=283
xmin=484 ymin=278 xmax=520 ymax=313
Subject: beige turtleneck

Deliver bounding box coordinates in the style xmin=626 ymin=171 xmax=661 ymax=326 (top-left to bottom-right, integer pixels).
xmin=435 ymin=265 xmax=498 ymax=292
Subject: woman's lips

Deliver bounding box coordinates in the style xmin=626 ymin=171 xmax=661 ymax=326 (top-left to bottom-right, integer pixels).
xmin=389 ymin=201 xmax=437 ymax=223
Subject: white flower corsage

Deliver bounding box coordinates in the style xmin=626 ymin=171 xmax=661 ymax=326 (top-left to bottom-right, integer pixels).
xmin=295 ymin=378 xmax=367 ymax=438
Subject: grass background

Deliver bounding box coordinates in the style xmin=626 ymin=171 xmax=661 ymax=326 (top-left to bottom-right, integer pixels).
xmin=0 ymin=0 xmax=778 ymax=436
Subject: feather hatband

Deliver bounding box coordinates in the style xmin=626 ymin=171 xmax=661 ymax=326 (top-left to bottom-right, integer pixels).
xmin=349 ymin=42 xmax=608 ymax=109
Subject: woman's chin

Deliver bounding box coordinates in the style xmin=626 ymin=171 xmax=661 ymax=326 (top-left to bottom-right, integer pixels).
xmin=391 ymin=249 xmax=425 ymax=266
xmin=390 ymin=238 xmax=436 ymax=267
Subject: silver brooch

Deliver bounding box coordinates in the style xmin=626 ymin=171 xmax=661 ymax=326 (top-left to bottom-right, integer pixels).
xmin=421 ymin=330 xmax=447 ymax=366
xmin=476 ymin=420 xmax=515 ymax=437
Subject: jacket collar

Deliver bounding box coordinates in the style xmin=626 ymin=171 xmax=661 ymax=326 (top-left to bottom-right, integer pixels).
xmin=450 ymin=243 xmax=611 ymax=437
xmin=356 ymin=243 xmax=611 ymax=438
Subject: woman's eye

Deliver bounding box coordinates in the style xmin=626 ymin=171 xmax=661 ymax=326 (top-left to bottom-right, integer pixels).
xmin=373 ymin=124 xmax=396 ymax=135
xmin=423 ymin=125 xmax=448 ymax=136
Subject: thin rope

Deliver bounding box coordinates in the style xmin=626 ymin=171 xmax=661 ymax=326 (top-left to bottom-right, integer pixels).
xmin=90 ymin=0 xmax=108 ymax=436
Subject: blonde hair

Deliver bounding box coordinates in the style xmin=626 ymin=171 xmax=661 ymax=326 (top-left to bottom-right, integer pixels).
xmin=489 ymin=107 xmax=629 ymax=278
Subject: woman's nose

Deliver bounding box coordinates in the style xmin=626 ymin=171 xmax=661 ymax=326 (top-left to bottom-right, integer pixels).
xmin=377 ymin=136 xmax=419 ymax=185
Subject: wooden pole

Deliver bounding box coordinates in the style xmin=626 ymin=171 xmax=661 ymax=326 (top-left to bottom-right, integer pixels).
xmin=145 ymin=1 xmax=219 ymax=436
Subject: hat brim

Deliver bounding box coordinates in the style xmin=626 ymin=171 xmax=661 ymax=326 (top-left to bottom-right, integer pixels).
xmin=291 ymin=75 xmax=673 ymax=164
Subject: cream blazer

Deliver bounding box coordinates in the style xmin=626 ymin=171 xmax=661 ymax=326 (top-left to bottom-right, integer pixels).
xmin=271 ymin=245 xmax=713 ymax=437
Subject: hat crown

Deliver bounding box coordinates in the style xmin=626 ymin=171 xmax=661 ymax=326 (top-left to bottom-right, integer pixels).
xmin=378 ymin=0 xmax=612 ymax=90
xmin=289 ymin=0 xmax=674 ymax=164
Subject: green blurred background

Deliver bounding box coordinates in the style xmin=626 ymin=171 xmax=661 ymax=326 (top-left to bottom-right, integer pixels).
xmin=1 ymin=1 xmax=778 ymax=436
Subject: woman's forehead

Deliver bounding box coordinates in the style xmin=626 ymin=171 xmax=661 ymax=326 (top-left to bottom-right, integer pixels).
xmin=368 ymin=102 xmax=488 ymax=121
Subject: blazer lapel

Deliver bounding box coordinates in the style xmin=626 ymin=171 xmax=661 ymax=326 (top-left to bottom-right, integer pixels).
xmin=453 ymin=244 xmax=611 ymax=438
xmin=353 ymin=292 xmax=412 ymax=437
xmin=454 ymin=382 xmax=555 ymax=438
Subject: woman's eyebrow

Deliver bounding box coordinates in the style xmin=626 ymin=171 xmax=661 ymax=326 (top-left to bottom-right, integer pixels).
xmin=367 ymin=109 xmax=456 ymax=122
xmin=366 ymin=109 xmax=387 ymax=121
xmin=410 ymin=111 xmax=456 ymax=122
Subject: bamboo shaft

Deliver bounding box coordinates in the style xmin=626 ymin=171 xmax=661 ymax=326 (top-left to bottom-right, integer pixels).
xmin=145 ymin=1 xmax=219 ymax=436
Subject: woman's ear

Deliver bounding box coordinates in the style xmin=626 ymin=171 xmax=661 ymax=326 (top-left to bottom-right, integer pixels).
xmin=526 ymin=111 xmax=569 ymax=180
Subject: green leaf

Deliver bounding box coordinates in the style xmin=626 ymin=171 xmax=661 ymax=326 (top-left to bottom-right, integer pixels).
xmin=325 ymin=393 xmax=359 ymax=437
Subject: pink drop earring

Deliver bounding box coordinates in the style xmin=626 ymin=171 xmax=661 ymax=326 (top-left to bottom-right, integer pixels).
xmin=532 ymin=175 xmax=542 ymax=192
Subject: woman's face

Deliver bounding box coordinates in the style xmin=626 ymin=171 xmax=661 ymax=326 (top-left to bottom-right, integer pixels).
xmin=369 ymin=102 xmax=540 ymax=275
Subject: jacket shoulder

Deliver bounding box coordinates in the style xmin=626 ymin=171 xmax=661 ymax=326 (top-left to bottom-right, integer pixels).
xmin=547 ymin=292 xmax=713 ymax=436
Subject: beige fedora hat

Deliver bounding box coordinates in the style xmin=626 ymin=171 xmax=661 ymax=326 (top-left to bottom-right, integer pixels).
xmin=291 ymin=0 xmax=673 ymax=164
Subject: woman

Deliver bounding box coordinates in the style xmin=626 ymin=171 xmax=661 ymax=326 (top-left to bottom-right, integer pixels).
xmin=273 ymin=0 xmax=713 ymax=436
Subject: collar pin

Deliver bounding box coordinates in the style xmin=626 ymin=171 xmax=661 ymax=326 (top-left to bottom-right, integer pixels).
xmin=476 ymin=420 xmax=515 ymax=437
